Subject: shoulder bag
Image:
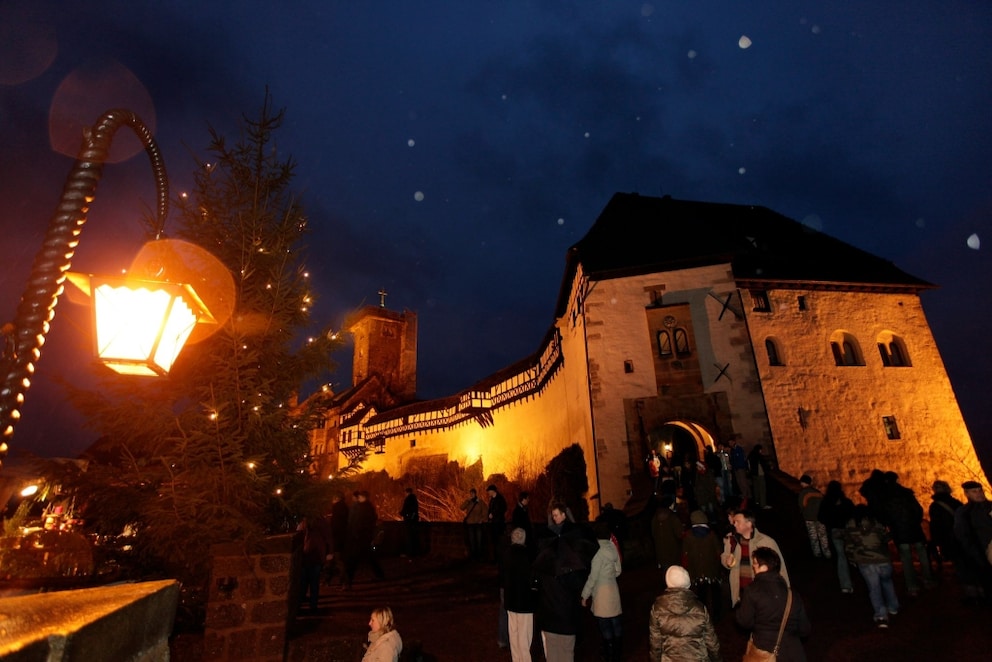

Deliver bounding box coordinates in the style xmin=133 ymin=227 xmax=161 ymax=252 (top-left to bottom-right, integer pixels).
xmin=742 ymin=589 xmax=792 ymax=662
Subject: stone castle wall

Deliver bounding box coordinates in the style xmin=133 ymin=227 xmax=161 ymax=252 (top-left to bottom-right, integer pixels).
xmin=746 ymin=287 xmax=988 ymax=503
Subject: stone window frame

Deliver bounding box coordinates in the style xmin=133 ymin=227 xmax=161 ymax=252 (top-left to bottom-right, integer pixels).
xmin=882 ymin=415 xmax=901 ymax=440
xmin=765 ymin=337 xmax=785 ymax=366
xmin=750 ymin=289 xmax=771 ymax=312
xmin=829 ymin=331 xmax=865 ymax=366
xmin=876 ymin=332 xmax=911 ymax=367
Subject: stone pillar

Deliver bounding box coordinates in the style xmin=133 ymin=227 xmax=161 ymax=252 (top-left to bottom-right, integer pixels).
xmin=204 ymin=534 xmax=299 ymax=661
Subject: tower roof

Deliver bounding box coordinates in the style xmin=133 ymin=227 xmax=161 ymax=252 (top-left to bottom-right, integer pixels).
xmin=555 ymin=193 xmax=933 ymax=317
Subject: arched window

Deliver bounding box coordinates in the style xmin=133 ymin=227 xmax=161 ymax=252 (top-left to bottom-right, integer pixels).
xmin=829 ymin=331 xmax=864 ymax=366
xmin=765 ymin=338 xmax=784 ymax=366
xmin=876 ymin=332 xmax=911 ymax=367
xmin=658 ymin=327 xmax=692 ymax=358
xmin=657 ymin=330 xmax=672 ymax=357
xmin=674 ymin=328 xmax=690 ymax=356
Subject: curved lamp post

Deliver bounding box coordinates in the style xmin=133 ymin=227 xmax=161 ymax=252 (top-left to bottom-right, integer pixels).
xmin=0 ymin=109 xmax=217 ymax=465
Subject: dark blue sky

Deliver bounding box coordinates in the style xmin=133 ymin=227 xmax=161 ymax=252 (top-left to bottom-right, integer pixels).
xmin=2 ymin=1 xmax=990 ymax=469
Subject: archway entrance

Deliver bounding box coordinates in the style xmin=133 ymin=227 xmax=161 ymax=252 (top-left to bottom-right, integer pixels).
xmin=648 ymin=420 xmax=715 ymax=468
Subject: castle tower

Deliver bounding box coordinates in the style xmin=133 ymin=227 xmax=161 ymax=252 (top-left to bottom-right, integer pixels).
xmin=347 ymin=303 xmax=417 ymax=402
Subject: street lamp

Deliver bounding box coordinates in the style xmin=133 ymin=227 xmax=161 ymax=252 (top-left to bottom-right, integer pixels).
xmin=0 ymin=109 xmax=222 ymax=463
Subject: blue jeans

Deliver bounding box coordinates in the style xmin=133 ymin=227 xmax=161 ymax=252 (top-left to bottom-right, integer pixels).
xmin=831 ymin=530 xmax=853 ymax=591
xmin=857 ymin=562 xmax=900 ymax=620
xmin=717 ymin=474 xmax=733 ymax=502
xmin=596 ymin=615 xmax=623 ymax=640
xmin=897 ymin=541 xmax=934 ymax=593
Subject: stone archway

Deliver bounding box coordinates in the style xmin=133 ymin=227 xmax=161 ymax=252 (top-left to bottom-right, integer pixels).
xmin=650 ymin=420 xmax=716 ymax=468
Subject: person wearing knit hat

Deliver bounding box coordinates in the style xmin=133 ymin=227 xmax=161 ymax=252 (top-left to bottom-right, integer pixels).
xmin=665 ymin=565 xmax=690 ymax=589
xmin=649 ymin=564 xmax=720 ymax=660
xmin=955 ymin=480 xmax=992 ymax=606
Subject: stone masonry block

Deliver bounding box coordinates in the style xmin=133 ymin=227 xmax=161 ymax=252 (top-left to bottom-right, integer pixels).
xmin=259 ymin=625 xmax=287 ymax=658
xmin=250 ymin=600 xmax=288 ymax=624
xmin=260 ymin=554 xmax=292 ymax=574
xmin=205 ymin=601 xmax=246 ymax=630
xmin=269 ymin=573 xmax=291 ymax=596
xmin=225 ymin=628 xmax=260 ymax=659
xmin=237 ymin=576 xmax=266 ymax=600
xmin=202 ymin=632 xmax=227 ymax=659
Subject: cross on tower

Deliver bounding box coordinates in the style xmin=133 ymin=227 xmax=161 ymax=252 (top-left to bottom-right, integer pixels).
xmin=378 ymin=288 xmax=388 ymax=308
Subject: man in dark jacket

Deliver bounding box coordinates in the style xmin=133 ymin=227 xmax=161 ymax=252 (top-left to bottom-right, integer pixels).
xmin=875 ymin=472 xmax=935 ymax=595
xmin=488 ymin=484 xmax=508 ymax=561
xmin=736 ymin=546 xmax=811 ymax=661
xmin=533 ymin=504 xmax=596 ymax=662
xmin=297 ymin=514 xmax=332 ymax=610
xmin=817 ymin=480 xmax=856 ymax=593
xmin=928 ymin=480 xmax=963 ymax=570
xmin=954 ymin=480 xmax=992 ymax=606
xmin=344 ymin=490 xmax=383 ymax=588
xmin=501 ymin=527 xmax=536 ymax=661
xmin=512 ymin=491 xmax=534 ymax=548
xmin=327 ymin=491 xmax=349 ymax=585
xmin=400 ymin=487 xmax=420 ymax=558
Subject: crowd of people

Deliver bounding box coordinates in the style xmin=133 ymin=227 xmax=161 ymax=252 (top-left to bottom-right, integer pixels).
xmin=296 ymin=453 xmax=992 ymax=662
xmin=649 ymin=452 xmax=992 ymax=659
xmin=638 ymin=448 xmax=992 ymax=660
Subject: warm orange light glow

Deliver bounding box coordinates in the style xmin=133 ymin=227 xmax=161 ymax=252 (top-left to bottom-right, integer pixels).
xmin=93 ymin=281 xmax=200 ymax=376
xmin=67 ymin=271 xmax=216 ymax=376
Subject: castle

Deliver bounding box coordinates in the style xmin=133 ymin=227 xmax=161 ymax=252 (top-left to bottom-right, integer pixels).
xmin=307 ymin=193 xmax=988 ymax=513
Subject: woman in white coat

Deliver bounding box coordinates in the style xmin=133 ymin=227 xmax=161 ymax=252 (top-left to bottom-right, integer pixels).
xmin=581 ymin=522 xmax=623 ymax=661
xmin=361 ymin=606 xmax=402 ymax=662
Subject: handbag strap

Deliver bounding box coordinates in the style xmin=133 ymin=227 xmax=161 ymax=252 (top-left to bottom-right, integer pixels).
xmin=772 ymin=589 xmax=793 ymax=654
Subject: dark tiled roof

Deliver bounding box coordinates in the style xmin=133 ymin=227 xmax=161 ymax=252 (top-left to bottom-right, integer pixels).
xmin=556 ymin=193 xmax=932 ymax=316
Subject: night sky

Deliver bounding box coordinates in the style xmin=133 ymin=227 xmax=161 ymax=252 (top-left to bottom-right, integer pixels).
xmin=1 ymin=1 xmax=990 ymax=472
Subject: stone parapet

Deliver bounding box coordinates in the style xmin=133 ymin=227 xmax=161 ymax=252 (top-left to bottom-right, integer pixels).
xmin=0 ymin=579 xmax=178 ymax=661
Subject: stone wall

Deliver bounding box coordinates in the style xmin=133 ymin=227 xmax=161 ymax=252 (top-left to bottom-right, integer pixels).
xmin=747 ymin=288 xmax=989 ymax=502
xmin=204 ymin=534 xmax=299 ymax=662
xmin=0 ymin=580 xmax=178 ymax=661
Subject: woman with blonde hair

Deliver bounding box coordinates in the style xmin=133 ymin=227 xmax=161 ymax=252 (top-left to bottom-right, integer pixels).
xmin=362 ymin=606 xmax=402 ymax=662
